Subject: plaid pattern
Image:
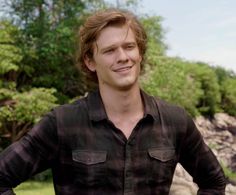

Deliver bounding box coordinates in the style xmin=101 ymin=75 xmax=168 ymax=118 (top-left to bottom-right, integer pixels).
xmin=0 ymin=90 xmax=226 ymax=195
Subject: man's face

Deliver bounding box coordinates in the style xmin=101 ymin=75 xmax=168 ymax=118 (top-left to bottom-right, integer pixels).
xmin=85 ymin=25 xmax=142 ymax=91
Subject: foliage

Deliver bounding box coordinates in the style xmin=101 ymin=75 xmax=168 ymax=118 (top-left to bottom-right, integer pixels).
xmin=0 ymin=20 xmax=21 ymax=83
xmin=141 ymin=15 xmax=167 ymax=62
xmin=0 ymin=20 xmax=58 ymax=150
xmin=221 ymin=163 xmax=236 ymax=183
xmin=4 ymin=0 xmax=91 ymax=101
xmin=0 ymin=87 xmax=57 ymax=147
xmin=141 ymin=57 xmax=203 ymax=116
xmin=0 ymin=21 xmax=21 ymax=76
xmin=14 ymin=180 xmax=54 ymax=195
xmin=221 ymin=78 xmax=236 ymax=115
xmin=141 ymin=56 xmax=224 ymax=117
xmin=191 ymin=62 xmax=221 ymax=116
xmin=0 ymin=88 xmax=57 ymax=124
xmin=139 ymin=7 xmax=234 ymax=117
xmin=103 ymin=0 xmax=138 ymax=10
xmin=213 ymin=66 xmax=236 ymax=84
xmin=213 ymin=66 xmax=236 ymax=115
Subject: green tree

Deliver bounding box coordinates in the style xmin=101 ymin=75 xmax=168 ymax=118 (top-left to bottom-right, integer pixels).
xmin=213 ymin=66 xmax=236 ymax=115
xmin=0 ymin=20 xmax=21 ymax=102
xmin=0 ymin=20 xmax=57 ymax=150
xmin=0 ymin=88 xmax=57 ymax=143
xmin=140 ymin=16 xmax=203 ymax=116
xmin=193 ymin=62 xmax=221 ymax=116
xmin=0 ymin=20 xmax=20 ymax=79
xmin=141 ymin=15 xmax=167 ymax=66
xmin=3 ymin=0 xmax=90 ymax=102
xmin=141 ymin=57 xmax=202 ymax=116
xmin=213 ymin=66 xmax=236 ymax=85
xmin=221 ymin=78 xmax=236 ymax=115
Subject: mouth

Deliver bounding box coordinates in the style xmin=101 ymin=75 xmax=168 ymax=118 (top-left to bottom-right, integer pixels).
xmin=113 ymin=65 xmax=133 ymax=73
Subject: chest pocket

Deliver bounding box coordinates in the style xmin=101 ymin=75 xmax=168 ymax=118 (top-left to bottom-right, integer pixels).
xmin=148 ymin=148 xmax=175 ymax=162
xmin=72 ymin=150 xmax=107 ymax=187
xmin=73 ymin=150 xmax=107 ymax=165
xmin=147 ymin=148 xmax=177 ymax=185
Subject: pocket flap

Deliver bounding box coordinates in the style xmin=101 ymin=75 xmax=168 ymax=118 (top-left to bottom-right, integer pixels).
xmin=72 ymin=150 xmax=107 ymax=165
xmin=148 ymin=148 xmax=175 ymax=162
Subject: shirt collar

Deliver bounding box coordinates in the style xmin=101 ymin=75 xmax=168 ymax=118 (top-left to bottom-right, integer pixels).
xmin=140 ymin=89 xmax=160 ymax=122
xmin=87 ymin=89 xmax=108 ymax=122
xmin=87 ymin=89 xmax=160 ymax=122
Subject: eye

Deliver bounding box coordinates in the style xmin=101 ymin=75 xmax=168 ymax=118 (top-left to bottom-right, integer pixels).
xmin=104 ymin=48 xmax=115 ymax=54
xmin=125 ymin=44 xmax=136 ymax=50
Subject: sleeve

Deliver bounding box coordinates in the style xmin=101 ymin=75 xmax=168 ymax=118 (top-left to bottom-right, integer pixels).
xmin=0 ymin=110 xmax=59 ymax=193
xmin=178 ymin=112 xmax=226 ymax=195
xmin=0 ymin=188 xmax=15 ymax=195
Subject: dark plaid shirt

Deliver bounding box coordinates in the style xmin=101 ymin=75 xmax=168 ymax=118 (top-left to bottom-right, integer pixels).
xmin=0 ymin=90 xmax=226 ymax=195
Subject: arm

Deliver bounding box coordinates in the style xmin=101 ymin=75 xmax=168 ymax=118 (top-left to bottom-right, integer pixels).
xmin=0 ymin=111 xmax=59 ymax=194
xmin=179 ymin=112 xmax=226 ymax=195
xmin=0 ymin=189 xmax=15 ymax=195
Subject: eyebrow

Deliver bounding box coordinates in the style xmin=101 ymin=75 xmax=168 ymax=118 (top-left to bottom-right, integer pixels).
xmin=99 ymin=41 xmax=137 ymax=53
xmin=100 ymin=44 xmax=117 ymax=53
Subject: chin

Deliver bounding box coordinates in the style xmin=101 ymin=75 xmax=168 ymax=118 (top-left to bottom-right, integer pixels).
xmin=116 ymin=81 xmax=138 ymax=91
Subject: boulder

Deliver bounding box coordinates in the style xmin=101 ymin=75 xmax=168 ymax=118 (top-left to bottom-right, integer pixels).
xmin=170 ymin=113 xmax=236 ymax=194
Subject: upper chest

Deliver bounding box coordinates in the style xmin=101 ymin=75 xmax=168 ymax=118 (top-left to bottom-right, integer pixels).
xmin=59 ymin=114 xmax=176 ymax=152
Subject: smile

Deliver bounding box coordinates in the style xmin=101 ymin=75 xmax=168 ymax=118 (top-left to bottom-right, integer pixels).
xmin=113 ymin=65 xmax=133 ymax=72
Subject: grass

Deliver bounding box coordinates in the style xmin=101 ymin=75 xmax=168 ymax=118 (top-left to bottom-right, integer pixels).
xmin=14 ymin=180 xmax=54 ymax=195
xmin=221 ymin=163 xmax=236 ymax=183
xmin=223 ymin=166 xmax=236 ymax=182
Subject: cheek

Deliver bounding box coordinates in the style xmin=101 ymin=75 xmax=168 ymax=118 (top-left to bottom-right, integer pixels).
xmin=128 ymin=51 xmax=142 ymax=62
xmin=97 ymin=55 xmax=114 ymax=65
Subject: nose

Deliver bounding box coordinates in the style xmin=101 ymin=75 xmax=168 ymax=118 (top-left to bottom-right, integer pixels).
xmin=117 ymin=48 xmax=128 ymax=63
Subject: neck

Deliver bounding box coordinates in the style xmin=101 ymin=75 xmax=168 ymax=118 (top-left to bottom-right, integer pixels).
xmin=99 ymin=84 xmax=144 ymax=139
xmin=99 ymin=85 xmax=143 ymax=119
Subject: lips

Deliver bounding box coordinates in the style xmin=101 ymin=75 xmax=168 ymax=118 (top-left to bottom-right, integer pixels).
xmin=113 ymin=65 xmax=133 ymax=72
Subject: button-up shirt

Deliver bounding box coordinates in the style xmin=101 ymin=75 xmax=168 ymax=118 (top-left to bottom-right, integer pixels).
xmin=0 ymin=90 xmax=226 ymax=194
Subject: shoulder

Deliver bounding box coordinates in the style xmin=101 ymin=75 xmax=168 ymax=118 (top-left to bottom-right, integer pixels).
xmin=154 ymin=97 xmax=188 ymax=124
xmin=152 ymin=97 xmax=199 ymax=149
xmin=47 ymin=96 xmax=89 ymax=124
xmin=156 ymin=98 xmax=185 ymax=113
xmin=54 ymin=96 xmax=87 ymax=113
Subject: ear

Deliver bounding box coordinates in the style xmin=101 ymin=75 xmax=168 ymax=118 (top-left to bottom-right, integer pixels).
xmin=139 ymin=55 xmax=142 ymax=63
xmin=84 ymin=55 xmax=96 ymax=72
xmin=138 ymin=55 xmax=142 ymax=64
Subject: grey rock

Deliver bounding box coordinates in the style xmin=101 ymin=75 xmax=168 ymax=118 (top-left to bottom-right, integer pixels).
xmin=170 ymin=113 xmax=236 ymax=195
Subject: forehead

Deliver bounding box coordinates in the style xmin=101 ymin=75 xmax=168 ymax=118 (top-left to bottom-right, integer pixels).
xmin=95 ymin=25 xmax=136 ymax=48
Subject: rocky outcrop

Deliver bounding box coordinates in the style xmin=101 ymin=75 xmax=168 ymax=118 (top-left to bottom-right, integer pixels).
xmin=196 ymin=113 xmax=236 ymax=174
xmin=170 ymin=113 xmax=236 ymax=195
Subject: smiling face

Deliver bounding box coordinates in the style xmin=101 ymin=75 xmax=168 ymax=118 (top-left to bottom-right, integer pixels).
xmin=84 ymin=25 xmax=142 ymax=91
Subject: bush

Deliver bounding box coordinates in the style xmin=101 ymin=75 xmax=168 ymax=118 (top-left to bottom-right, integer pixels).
xmin=221 ymin=78 xmax=236 ymax=115
xmin=141 ymin=57 xmax=202 ymax=116
xmin=0 ymin=87 xmax=57 ymax=148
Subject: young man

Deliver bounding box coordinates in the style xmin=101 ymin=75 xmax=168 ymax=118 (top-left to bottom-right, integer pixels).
xmin=0 ymin=8 xmax=226 ymax=195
